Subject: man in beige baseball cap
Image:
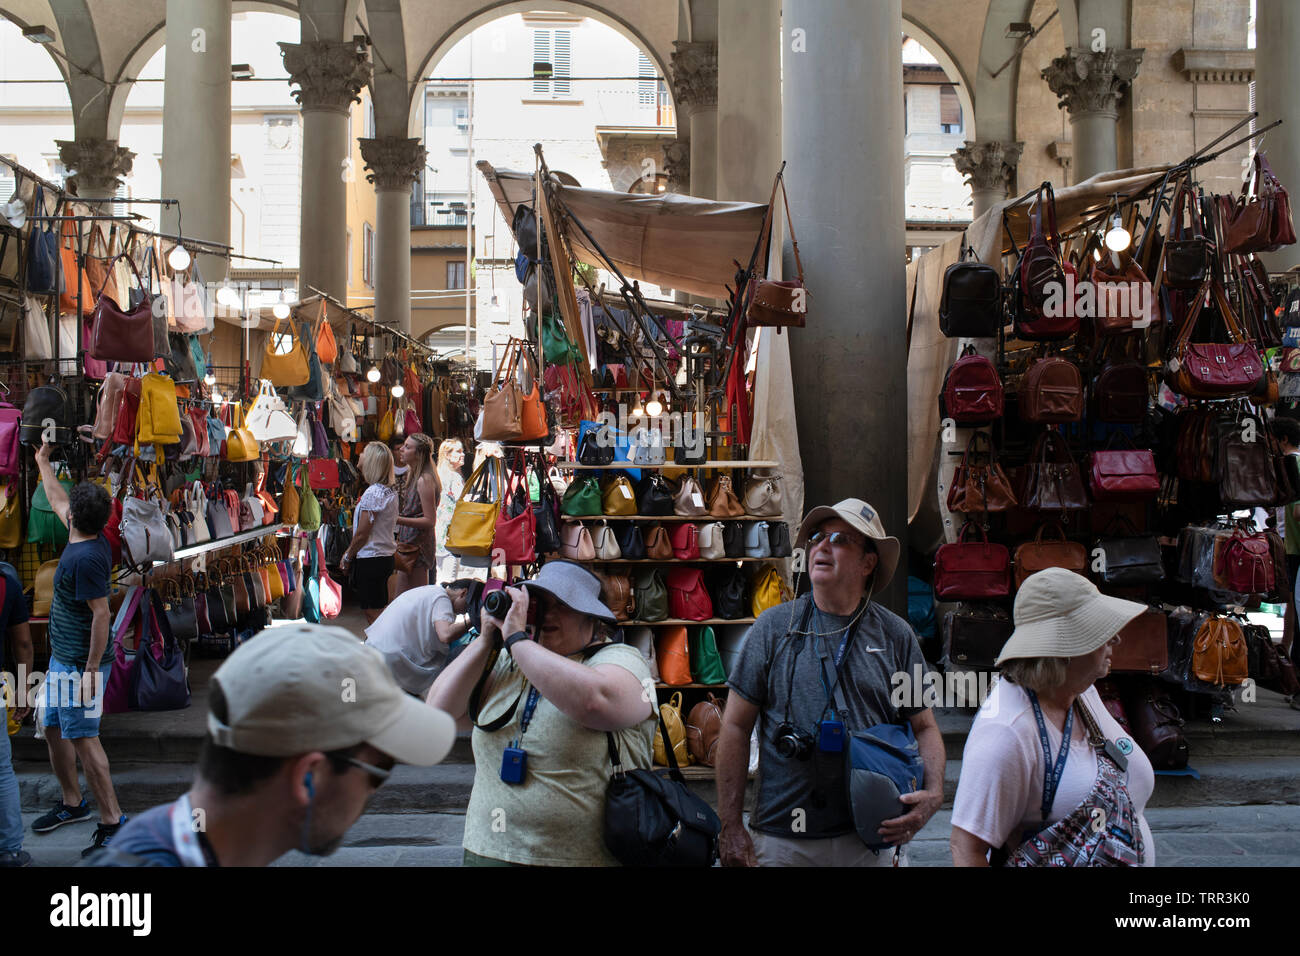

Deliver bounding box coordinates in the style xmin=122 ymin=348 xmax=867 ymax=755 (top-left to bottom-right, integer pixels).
xmin=84 ymin=623 xmax=456 ymax=867
xmin=716 ymin=498 xmax=946 ymax=868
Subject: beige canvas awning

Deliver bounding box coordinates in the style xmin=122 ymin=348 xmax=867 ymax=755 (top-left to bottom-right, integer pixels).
xmin=478 ymin=161 xmax=770 ymax=301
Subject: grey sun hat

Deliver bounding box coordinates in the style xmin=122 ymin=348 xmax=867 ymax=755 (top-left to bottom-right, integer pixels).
xmin=520 ymin=560 xmax=617 ymax=623
xmin=795 ymin=498 xmax=901 ymax=593
xmin=995 ymin=567 xmax=1147 ymax=666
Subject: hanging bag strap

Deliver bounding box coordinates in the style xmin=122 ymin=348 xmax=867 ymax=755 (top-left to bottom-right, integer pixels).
xmin=776 ymin=177 xmax=804 ymax=284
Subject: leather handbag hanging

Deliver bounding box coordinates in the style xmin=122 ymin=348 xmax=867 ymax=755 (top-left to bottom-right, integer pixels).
xmin=1191 ymin=616 xmax=1249 ymax=686
xmin=939 ymin=237 xmax=1001 ymax=338
xmin=1166 ymin=278 xmax=1264 ymax=399
xmin=707 ymin=476 xmax=745 ymax=518
xmin=315 ymin=302 xmax=338 ymax=364
xmin=1018 ymin=430 xmax=1088 ymax=513
xmin=1095 ymin=516 xmax=1165 ymax=586
xmin=940 ymin=345 xmax=1003 ymax=425
xmin=493 ymin=462 xmax=537 ymax=565
xmin=1110 ymin=609 xmax=1169 ymax=675
xmin=1091 ymin=337 xmax=1149 ymax=423
xmin=1123 ymin=683 xmax=1189 ymax=770
xmin=747 ymin=175 xmax=807 ymax=330
xmin=223 ymin=402 xmax=261 ymax=463
xmin=669 ymin=522 xmax=700 ymax=560
xmin=742 ymin=473 xmax=783 ymax=517
xmin=1013 ymin=522 xmax=1087 ymax=589
xmin=21 ymin=382 xmax=71 ymax=446
xmin=86 ymin=250 xmax=156 ymax=363
xmin=616 ymin=522 xmax=645 ymax=560
xmin=1091 ymin=250 xmax=1153 ymax=335
xmin=933 ymin=521 xmax=1011 ymax=600
xmin=1019 ymin=355 xmax=1083 ymax=423
xmin=673 ymin=476 xmax=708 ymax=517
xmin=1163 ymin=179 xmax=1211 ymax=290
xmin=1216 ymin=412 xmax=1282 ymax=509
xmin=942 ymin=602 xmax=1012 ymax=670
xmin=947 ymin=431 xmax=1018 ymax=514
xmin=666 ymin=567 xmax=714 ymax=621
xmin=261 ymin=315 xmax=311 ymax=387
xmin=644 ymin=523 xmax=674 ymax=561
xmin=601 ymin=476 xmax=638 ymax=516
xmin=1012 ymin=183 xmax=1075 ymax=340
xmin=1089 ymin=431 xmax=1159 ymax=501
xmin=446 ymin=456 xmax=503 ymax=557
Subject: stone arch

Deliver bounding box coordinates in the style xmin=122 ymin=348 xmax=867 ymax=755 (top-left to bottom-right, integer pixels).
xmin=902 ymin=14 xmax=977 ymax=142
xmin=405 ymin=0 xmax=679 ymax=138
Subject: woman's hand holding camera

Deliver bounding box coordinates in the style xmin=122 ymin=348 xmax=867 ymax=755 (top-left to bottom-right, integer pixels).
xmin=482 ymin=586 xmax=531 ymax=642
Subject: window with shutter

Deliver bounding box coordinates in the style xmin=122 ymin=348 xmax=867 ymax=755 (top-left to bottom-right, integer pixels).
xmin=940 ymin=85 xmax=961 ymax=133
xmin=552 ymin=30 xmax=571 ymax=97
xmin=532 ymin=30 xmax=551 ymax=96
xmin=637 ymin=51 xmax=655 ymax=107
xmin=0 ymin=158 xmax=15 ymax=204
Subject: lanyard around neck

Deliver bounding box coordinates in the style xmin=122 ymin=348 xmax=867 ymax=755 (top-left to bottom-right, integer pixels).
xmin=1027 ymin=690 xmax=1074 ymax=823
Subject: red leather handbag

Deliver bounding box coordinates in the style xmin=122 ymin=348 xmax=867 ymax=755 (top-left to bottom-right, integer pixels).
xmin=493 ymin=467 xmax=537 ymax=565
xmin=308 ymin=459 xmax=340 ymax=490
xmin=223 ymin=489 xmax=243 ymax=535
xmin=1089 ymin=433 xmax=1160 ymax=500
xmin=111 ymin=377 xmax=142 ymax=447
xmin=1168 ymin=278 xmax=1264 ymax=399
xmin=933 ymin=521 xmax=1011 ymax=600
xmin=1111 ymin=609 xmax=1169 ymax=675
xmin=939 ymin=345 xmax=1003 ymax=425
xmin=1220 ymin=532 xmax=1275 ymax=595
xmin=666 ymin=568 xmax=714 ymax=621
xmin=669 ymin=522 xmax=700 ymax=560
xmin=1013 ymin=183 xmax=1077 ymax=341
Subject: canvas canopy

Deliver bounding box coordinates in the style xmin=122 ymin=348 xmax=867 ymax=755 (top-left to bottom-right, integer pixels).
xmin=478 ymin=161 xmax=770 ymax=301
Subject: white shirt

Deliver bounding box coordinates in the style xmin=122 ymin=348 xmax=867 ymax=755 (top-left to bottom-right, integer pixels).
xmin=951 ymin=678 xmax=1155 ymax=865
xmin=354 ymin=483 xmax=398 ymax=559
xmin=364 ymin=585 xmax=458 ymax=696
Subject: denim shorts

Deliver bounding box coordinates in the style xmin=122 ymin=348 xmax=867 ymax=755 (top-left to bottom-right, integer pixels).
xmin=41 ymin=658 xmax=113 ymax=740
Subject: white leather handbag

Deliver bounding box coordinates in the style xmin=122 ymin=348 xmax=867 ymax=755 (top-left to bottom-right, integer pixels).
xmin=699 ymin=522 xmax=726 ymax=559
xmin=292 ymin=407 xmax=311 ymax=458
xmin=246 ymin=380 xmax=298 ymax=443
xmin=186 ymin=481 xmax=211 ymax=544
xmin=593 ymin=520 xmax=622 ymax=560
xmin=121 ymin=495 xmax=175 ymax=565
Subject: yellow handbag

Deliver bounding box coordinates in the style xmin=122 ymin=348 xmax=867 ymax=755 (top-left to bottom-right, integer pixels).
xmin=0 ymin=481 xmax=20 ymax=549
xmin=378 ymin=407 xmax=394 ymax=442
xmin=34 ymin=559 xmax=59 ymax=617
xmin=224 ymin=402 xmax=261 ymax=462
xmin=261 ymin=315 xmax=311 ymax=387
xmin=265 ymin=560 xmax=284 ymax=601
xmin=445 ymin=456 xmax=502 ymax=557
xmin=280 ymin=464 xmax=301 ymax=526
xmin=750 ymin=565 xmax=793 ymax=618
xmin=652 ymin=691 xmax=693 ymax=767
xmin=601 ymin=476 xmax=638 ymax=516
xmin=135 ymin=372 xmax=183 ymax=450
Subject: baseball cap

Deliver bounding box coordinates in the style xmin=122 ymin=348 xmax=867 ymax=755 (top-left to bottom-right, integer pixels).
xmin=207 ymin=622 xmax=455 ymax=766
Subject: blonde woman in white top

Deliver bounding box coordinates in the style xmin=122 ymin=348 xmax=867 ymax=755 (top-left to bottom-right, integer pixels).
xmin=340 ymin=442 xmax=398 ymax=624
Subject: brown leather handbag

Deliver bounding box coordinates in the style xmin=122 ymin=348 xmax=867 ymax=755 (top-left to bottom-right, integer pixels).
xmin=947 ymin=431 xmax=1017 ymax=514
xmin=1167 ymin=279 xmax=1264 ymax=399
xmin=1191 ymin=616 xmax=1249 ymax=686
xmin=644 ymin=523 xmax=673 ymax=561
xmin=1019 ymin=356 xmax=1083 ymax=423
xmin=595 ymin=571 xmax=635 ymax=622
xmin=747 ymin=175 xmax=807 ymax=330
xmin=261 ymin=315 xmax=311 ymax=387
xmin=88 ymin=253 xmax=155 ymax=363
xmin=1018 ymin=430 xmax=1088 ymax=512
xmin=1111 ymin=609 xmax=1168 ymax=675
xmin=672 ymin=476 xmax=709 ymax=517
xmin=686 ymin=693 xmax=726 ymax=766
xmin=707 ymin=475 xmax=745 ymax=518
xmin=1013 ymin=522 xmax=1087 ymax=589
xmin=1091 ymin=250 xmax=1152 ymax=335
xmin=1123 ymin=682 xmax=1189 ymax=770
xmin=1216 ymin=411 xmax=1282 ymax=510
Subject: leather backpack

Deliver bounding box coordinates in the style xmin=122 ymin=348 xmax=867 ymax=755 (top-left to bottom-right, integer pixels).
xmin=933 ymin=521 xmax=1010 ymax=600
xmin=1013 ymin=522 xmax=1087 ymax=589
xmin=1019 ymin=356 xmax=1083 ymax=423
xmin=686 ymin=694 xmax=726 ymax=767
xmin=940 ymin=345 xmax=1003 ymax=425
xmin=595 ymin=571 xmax=635 ymax=622
xmin=707 ymin=566 xmax=748 ymax=619
xmin=616 ymin=522 xmax=645 ymax=560
xmin=1218 ymin=530 xmax=1275 ymax=595
xmin=633 ymin=569 xmax=668 ymax=622
xmin=1191 ymin=616 xmax=1248 ymax=686
xmin=939 ymin=240 xmax=1001 ymax=338
xmin=666 ymin=567 xmax=713 ymax=621
xmin=1012 ymin=183 xmax=1076 ymax=340
xmin=21 ymin=382 xmax=70 ymax=446
xmin=1091 ymin=338 xmax=1149 ymax=423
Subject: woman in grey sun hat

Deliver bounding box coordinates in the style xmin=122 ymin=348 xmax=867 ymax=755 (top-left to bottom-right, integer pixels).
xmin=427 ymin=560 xmax=657 ymax=867
xmin=949 ymin=568 xmax=1157 ymax=868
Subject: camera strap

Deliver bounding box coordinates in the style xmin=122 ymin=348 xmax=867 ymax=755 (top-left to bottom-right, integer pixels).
xmin=777 ymin=598 xmax=817 ymax=728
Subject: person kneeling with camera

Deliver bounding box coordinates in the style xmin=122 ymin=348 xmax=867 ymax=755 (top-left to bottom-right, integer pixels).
xmin=427 ymin=561 xmax=656 ymax=866
xmin=715 ymin=499 xmax=946 ymax=867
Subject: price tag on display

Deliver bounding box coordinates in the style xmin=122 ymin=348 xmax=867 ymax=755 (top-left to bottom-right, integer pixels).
xmin=620 ymin=484 xmax=633 ymax=499
xmin=692 ymin=493 xmax=704 ymax=508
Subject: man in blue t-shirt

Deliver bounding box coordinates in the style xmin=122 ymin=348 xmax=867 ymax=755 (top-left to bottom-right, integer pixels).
xmin=29 ymin=443 xmax=126 ymax=858
xmin=0 ymin=560 xmax=33 ymax=866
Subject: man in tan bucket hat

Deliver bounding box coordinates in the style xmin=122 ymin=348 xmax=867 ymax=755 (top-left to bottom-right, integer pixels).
xmin=715 ymin=498 xmax=946 ymax=867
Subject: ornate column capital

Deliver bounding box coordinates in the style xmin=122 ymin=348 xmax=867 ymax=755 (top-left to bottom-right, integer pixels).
xmin=359 ymin=137 xmax=426 ymax=191
xmin=1042 ymin=47 xmax=1144 ymax=118
xmin=279 ymin=40 xmax=372 ymax=114
xmin=952 ymin=140 xmax=1024 ymax=194
xmin=54 ymin=138 xmax=135 ymax=196
xmin=671 ymin=41 xmax=718 ymax=116
xmin=663 ymin=139 xmax=691 ymax=193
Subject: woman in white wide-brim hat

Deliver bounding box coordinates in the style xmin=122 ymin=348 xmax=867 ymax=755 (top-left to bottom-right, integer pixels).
xmin=428 ymin=561 xmax=656 ymax=866
xmin=950 ymin=567 xmax=1157 ymax=867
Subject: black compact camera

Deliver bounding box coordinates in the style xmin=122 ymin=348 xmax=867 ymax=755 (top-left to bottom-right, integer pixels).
xmin=773 ymin=723 xmax=816 ymax=760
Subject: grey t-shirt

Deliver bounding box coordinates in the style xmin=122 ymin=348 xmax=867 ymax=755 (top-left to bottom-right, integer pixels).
xmin=728 ymin=594 xmax=929 ymax=839
xmin=364 ymin=585 xmax=458 ymax=697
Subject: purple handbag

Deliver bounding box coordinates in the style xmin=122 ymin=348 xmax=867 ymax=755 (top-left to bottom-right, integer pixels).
xmin=103 ymin=587 xmax=144 ymax=715
xmin=310 ymin=409 xmax=329 ymax=459
xmin=129 ymin=590 xmax=190 ymax=711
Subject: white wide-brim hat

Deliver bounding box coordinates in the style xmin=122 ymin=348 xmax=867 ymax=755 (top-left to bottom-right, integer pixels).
xmin=995 ymin=567 xmax=1148 ymax=665
xmin=795 ymin=498 xmax=900 ymax=594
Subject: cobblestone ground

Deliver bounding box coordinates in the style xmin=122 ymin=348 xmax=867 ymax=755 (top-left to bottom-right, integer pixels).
xmin=19 ymin=804 xmax=1300 ymax=867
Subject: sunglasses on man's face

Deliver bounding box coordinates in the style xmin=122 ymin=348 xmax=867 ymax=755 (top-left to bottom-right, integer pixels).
xmin=807 ymin=530 xmax=864 ymax=549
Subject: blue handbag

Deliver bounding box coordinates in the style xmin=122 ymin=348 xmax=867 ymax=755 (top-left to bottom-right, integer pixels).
xmin=207 ymin=413 xmax=226 ymax=451
xmin=288 ymin=318 xmax=324 ymax=402
xmin=846 ymin=722 xmax=926 ymax=851
xmin=25 ymin=186 xmax=60 ymax=295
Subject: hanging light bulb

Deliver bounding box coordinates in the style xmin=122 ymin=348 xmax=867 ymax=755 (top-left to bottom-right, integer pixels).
xmin=168 ymin=244 xmax=191 ymax=271
xmin=204 ymin=371 xmax=216 ymax=387
xmin=367 ymin=365 xmax=382 ymax=383
xmin=1104 ymin=213 xmax=1131 ymax=252
xmin=632 ymin=392 xmax=645 ymax=417
xmin=216 ymin=283 xmax=240 ymax=308
xmin=645 ymin=391 xmax=663 ymax=418
xmin=391 ymin=384 xmax=405 ymax=398
xmin=210 ymin=388 xmax=223 ymax=405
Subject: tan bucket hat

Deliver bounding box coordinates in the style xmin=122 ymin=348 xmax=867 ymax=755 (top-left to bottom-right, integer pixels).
xmin=995 ymin=567 xmax=1147 ymax=665
xmin=795 ymin=498 xmax=901 ymax=593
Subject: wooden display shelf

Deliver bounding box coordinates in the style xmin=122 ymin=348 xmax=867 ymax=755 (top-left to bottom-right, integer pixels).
xmin=561 ymin=514 xmax=776 ymax=522
xmin=622 ymin=618 xmax=756 ymax=626
xmin=559 ymin=460 xmax=778 ymax=470
xmin=590 ymin=558 xmax=774 ymax=564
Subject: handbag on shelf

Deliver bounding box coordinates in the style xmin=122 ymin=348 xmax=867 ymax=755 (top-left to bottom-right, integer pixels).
xmin=562 ymin=475 xmax=603 ymax=517
xmin=673 ymin=476 xmax=708 ymax=517
xmin=639 ymin=475 xmax=676 ymax=517
xmin=742 ymin=473 xmax=783 ymax=517
xmin=933 ymin=521 xmax=1011 ymax=601
xmin=706 ymin=476 xmax=745 ymax=518
xmin=698 ymin=522 xmax=726 ymax=561
xmin=1123 ymin=683 xmax=1189 ymax=770
xmin=616 ymin=522 xmax=645 ymax=560
xmin=601 ymin=476 xmax=638 ymax=517
xmin=947 ymin=431 xmax=1017 ymax=514
xmin=654 ymin=629 xmax=691 ymax=685
xmin=669 ymin=522 xmax=700 ymax=560
xmin=592 ymin=520 xmax=622 ymax=560
xmin=707 ymin=566 xmax=748 ymax=620
xmin=722 ymin=521 xmax=746 ymax=559
xmin=644 ymin=523 xmax=673 ymax=561
xmin=633 ymin=569 xmax=668 ymax=622
xmin=768 ymin=521 xmax=792 ymax=558
xmin=685 ymin=691 xmax=726 ymax=766
xmin=666 ymin=568 xmax=713 ymax=622
xmin=750 ymin=566 xmax=792 ymax=617
xmin=595 ymin=571 xmax=635 ymax=622
xmin=743 ymin=521 xmax=771 ymax=559
xmin=1018 ymin=430 xmax=1088 ymax=513
xmin=1013 ymin=522 xmax=1087 ymax=589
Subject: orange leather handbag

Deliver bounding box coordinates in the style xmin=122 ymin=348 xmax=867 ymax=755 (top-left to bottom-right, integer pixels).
xmin=315 ymin=301 xmax=338 ymax=365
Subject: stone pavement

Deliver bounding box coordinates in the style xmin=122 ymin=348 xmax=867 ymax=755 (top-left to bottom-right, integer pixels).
xmin=18 ymin=804 xmax=1300 ymax=867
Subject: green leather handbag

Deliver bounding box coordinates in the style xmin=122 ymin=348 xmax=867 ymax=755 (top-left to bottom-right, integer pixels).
xmin=689 ymin=625 xmax=727 ymax=684
xmin=560 ymin=475 xmax=602 ymax=517
xmin=633 ymin=568 xmax=668 ymax=622
xmin=28 ymin=473 xmax=74 ymax=548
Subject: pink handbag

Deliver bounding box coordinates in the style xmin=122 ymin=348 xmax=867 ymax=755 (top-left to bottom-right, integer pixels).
xmin=317 ymin=540 xmax=342 ymax=619
xmin=103 ymin=587 xmax=145 ymax=715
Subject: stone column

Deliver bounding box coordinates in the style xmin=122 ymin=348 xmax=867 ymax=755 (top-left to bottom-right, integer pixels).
xmin=716 ymin=0 xmax=780 ymax=203
xmin=1255 ymin=0 xmax=1300 ymax=272
xmin=671 ymin=41 xmax=718 ymax=199
xmin=663 ymin=140 xmax=690 ymax=194
xmin=784 ymin=0 xmax=909 ymax=611
xmin=54 ymin=139 xmax=135 ymax=201
xmin=952 ymin=141 xmax=1024 ymax=221
xmin=360 ymin=137 xmax=426 ymax=334
xmin=1042 ymin=48 xmax=1143 ymax=183
xmin=281 ymin=39 xmax=371 ymax=303
xmin=161 ymin=0 xmax=232 ymax=279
